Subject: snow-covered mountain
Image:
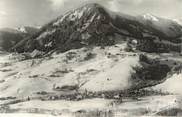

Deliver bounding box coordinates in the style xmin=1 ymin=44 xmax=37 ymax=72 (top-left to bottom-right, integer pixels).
xmin=15 ymin=26 xmax=39 ymax=35
xmin=173 ymin=18 xmax=182 ymax=26
xmin=143 ymin=13 xmax=159 ymax=22
xmin=12 ymin=3 xmax=182 ymax=54
xmin=137 ymin=14 xmax=182 ymax=39
xmin=0 ymin=26 xmax=39 ymax=52
xmin=1 ymin=3 xmax=182 ymax=116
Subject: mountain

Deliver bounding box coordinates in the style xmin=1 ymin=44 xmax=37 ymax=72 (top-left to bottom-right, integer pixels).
xmin=173 ymin=18 xmax=182 ymax=26
xmin=137 ymin=14 xmax=182 ymax=39
xmin=0 ymin=29 xmax=24 ymax=51
xmin=13 ymin=4 xmax=116 ymax=53
xmin=0 ymin=26 xmax=39 ymax=51
xmin=12 ymin=3 xmax=182 ymax=54
xmin=15 ymin=26 xmax=40 ymax=35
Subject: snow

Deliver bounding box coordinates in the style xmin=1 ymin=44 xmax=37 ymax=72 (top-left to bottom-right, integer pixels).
xmin=0 ymin=113 xmax=56 ymax=117
xmin=0 ymin=43 xmax=140 ymax=98
xmin=36 ymin=29 xmax=56 ymax=41
xmin=81 ymin=56 xmax=139 ymax=91
xmin=30 ymin=50 xmax=44 ymax=58
xmin=0 ymin=77 xmax=53 ymax=97
xmin=143 ymin=13 xmax=159 ymax=22
xmin=152 ymin=73 xmax=182 ymax=95
xmin=0 ymin=45 xmax=182 ymax=116
xmin=138 ymin=14 xmax=182 ymax=38
xmin=1 ymin=43 xmax=182 ymax=99
xmin=90 ymin=13 xmax=97 ymax=22
xmin=81 ymin=32 xmax=91 ymax=40
xmin=173 ymin=19 xmax=182 ymax=26
xmin=14 ymin=27 xmax=27 ymax=33
xmin=69 ymin=10 xmax=84 ymax=21
xmin=113 ymin=95 xmax=179 ymax=116
xmin=45 ymin=42 xmax=53 ymax=47
xmin=53 ymin=6 xmax=87 ymax=26
xmin=53 ymin=14 xmax=69 ymax=26
xmin=78 ymin=14 xmax=97 ymax=32
xmin=17 ymin=27 xmax=27 ymax=33
xmin=10 ymin=98 xmax=112 ymax=112
xmin=7 ymin=95 xmax=181 ymax=116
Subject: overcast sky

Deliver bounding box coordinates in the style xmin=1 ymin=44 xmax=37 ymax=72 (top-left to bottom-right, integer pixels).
xmin=0 ymin=0 xmax=182 ymax=28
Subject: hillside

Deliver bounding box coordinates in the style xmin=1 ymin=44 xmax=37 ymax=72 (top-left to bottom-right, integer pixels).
xmin=0 ymin=30 xmax=23 ymax=51
xmin=1 ymin=42 xmax=182 ymax=116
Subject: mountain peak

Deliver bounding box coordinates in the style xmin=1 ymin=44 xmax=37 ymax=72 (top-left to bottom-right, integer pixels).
xmin=173 ymin=18 xmax=182 ymax=25
xmin=52 ymin=3 xmax=108 ymax=27
xmin=143 ymin=13 xmax=159 ymax=22
xmin=13 ymin=3 xmax=114 ymax=53
xmin=16 ymin=27 xmax=27 ymax=33
xmin=84 ymin=3 xmax=103 ymax=8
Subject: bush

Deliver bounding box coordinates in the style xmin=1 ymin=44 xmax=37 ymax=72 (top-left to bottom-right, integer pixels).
xmin=37 ymin=91 xmax=48 ymax=95
xmin=139 ymin=54 xmax=150 ymax=63
xmin=132 ymin=63 xmax=170 ymax=81
xmin=124 ymin=44 xmax=133 ymax=52
xmin=66 ymin=51 xmax=77 ymax=60
xmin=84 ymin=52 xmax=96 ymax=60
xmin=53 ymin=68 xmax=73 ymax=74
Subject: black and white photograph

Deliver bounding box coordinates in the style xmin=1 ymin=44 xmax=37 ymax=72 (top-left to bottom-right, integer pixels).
xmin=0 ymin=0 xmax=182 ymax=116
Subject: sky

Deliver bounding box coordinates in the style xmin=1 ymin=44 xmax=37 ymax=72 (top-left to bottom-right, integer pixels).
xmin=0 ymin=0 xmax=182 ymax=28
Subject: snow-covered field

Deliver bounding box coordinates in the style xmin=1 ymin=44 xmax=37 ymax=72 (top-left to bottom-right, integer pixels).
xmin=2 ymin=95 xmax=182 ymax=116
xmin=0 ymin=113 xmax=57 ymax=117
xmin=0 ymin=43 xmax=182 ymax=116
xmin=10 ymin=98 xmax=112 ymax=112
xmin=0 ymin=43 xmax=139 ymax=98
xmin=153 ymin=73 xmax=182 ymax=95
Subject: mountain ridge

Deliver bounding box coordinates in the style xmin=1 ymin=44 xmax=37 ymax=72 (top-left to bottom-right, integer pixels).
xmin=0 ymin=26 xmax=39 ymax=52
xmin=12 ymin=3 xmax=182 ymax=54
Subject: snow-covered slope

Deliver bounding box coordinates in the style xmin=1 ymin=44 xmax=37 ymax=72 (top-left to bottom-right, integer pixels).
xmin=1 ymin=43 xmax=180 ymax=99
xmin=1 ymin=43 xmax=138 ymax=97
xmin=1 ymin=44 xmax=182 ymax=117
xmin=137 ymin=14 xmax=182 ymax=39
xmin=152 ymin=73 xmax=182 ymax=95
xmin=143 ymin=13 xmax=159 ymax=22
